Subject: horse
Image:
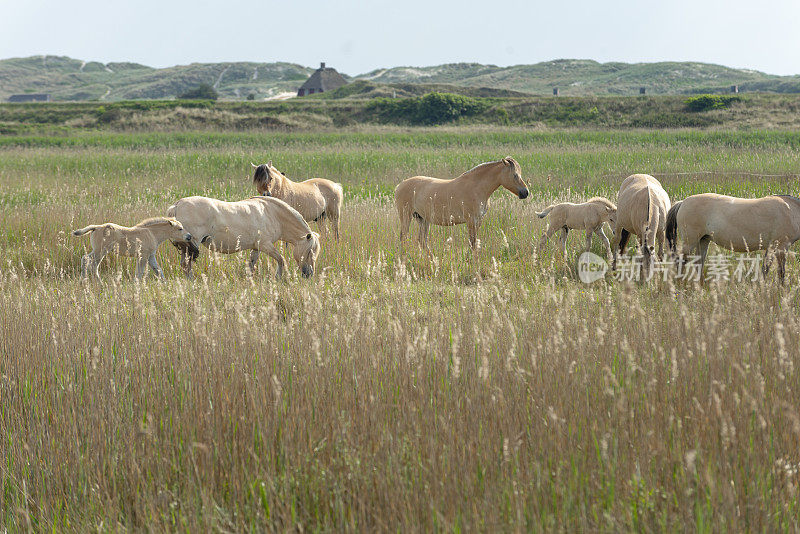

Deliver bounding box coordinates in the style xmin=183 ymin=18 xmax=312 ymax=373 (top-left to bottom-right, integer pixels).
xmin=73 ymin=216 xmax=193 ymax=281
xmin=666 ymin=193 xmax=800 ymax=284
xmin=611 ymin=174 xmax=671 ymax=278
xmin=167 ymin=196 xmax=320 ymax=279
xmin=252 ymin=162 xmax=343 ymax=240
xmin=394 ymin=157 xmax=529 ymax=256
xmin=535 ymin=197 xmax=617 ymax=261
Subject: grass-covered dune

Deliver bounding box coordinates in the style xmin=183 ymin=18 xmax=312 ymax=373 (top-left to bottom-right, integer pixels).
xmin=3 ymin=92 xmax=800 ymax=134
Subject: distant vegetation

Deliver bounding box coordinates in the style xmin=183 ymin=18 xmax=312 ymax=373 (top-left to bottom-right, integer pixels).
xmin=684 ymin=94 xmax=741 ymax=112
xmin=2 ymin=55 xmax=800 ymax=102
xmin=366 ymin=92 xmax=492 ymax=125
xmin=178 ymin=83 xmax=219 ymax=101
xmin=4 ymin=92 xmax=799 ymax=132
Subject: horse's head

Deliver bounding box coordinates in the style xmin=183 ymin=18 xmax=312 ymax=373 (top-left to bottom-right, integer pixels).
xmin=165 ymin=217 xmax=193 ymax=243
xmin=606 ymin=207 xmax=617 ymax=233
xmin=292 ymin=231 xmax=321 ymax=278
xmin=252 ymin=161 xmax=280 ymax=196
xmin=499 ymin=157 xmax=529 ymax=199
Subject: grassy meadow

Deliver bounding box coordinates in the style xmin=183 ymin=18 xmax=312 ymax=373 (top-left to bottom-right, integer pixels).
xmin=1 ymin=128 xmax=800 ymax=531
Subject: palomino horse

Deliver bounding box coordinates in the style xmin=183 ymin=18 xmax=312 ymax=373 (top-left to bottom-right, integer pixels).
xmin=252 ymin=162 xmax=343 ymax=240
xmin=73 ymin=216 xmax=193 ymax=280
xmin=394 ymin=157 xmax=529 ymax=255
xmin=536 ymin=197 xmax=617 ymax=261
xmin=611 ymin=174 xmax=671 ymax=277
xmin=666 ymin=193 xmax=800 ymax=284
xmin=168 ymin=196 xmax=320 ymax=279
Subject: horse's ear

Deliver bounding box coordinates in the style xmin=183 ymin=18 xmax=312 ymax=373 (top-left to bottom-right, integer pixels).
xmin=267 ymin=160 xmax=273 ymax=168
xmin=502 ymin=157 xmax=512 ymax=166
xmin=250 ymin=162 xmax=257 ymax=168
xmin=306 ymin=233 xmax=312 ymax=240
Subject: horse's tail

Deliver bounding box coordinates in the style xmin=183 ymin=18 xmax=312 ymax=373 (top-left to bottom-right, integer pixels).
xmin=665 ymin=200 xmax=683 ymax=253
xmin=536 ymin=205 xmax=555 ymax=218
xmin=325 ymin=182 xmax=344 ymax=218
xmin=72 ymin=225 xmax=102 ymax=236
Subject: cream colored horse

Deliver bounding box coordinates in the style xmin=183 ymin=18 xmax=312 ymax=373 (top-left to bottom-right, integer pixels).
xmin=536 ymin=197 xmax=617 ymax=261
xmin=252 ymin=162 xmax=343 ymax=240
xmin=611 ymin=174 xmax=671 ymax=276
xmin=394 ymin=157 xmax=529 ymax=255
xmin=666 ymin=193 xmax=800 ymax=284
xmin=73 ymin=216 xmax=193 ymax=280
xmin=167 ymin=196 xmax=320 ymax=279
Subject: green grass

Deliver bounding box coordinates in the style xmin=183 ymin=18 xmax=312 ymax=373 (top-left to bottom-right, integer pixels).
xmin=1 ymin=128 xmax=800 ymax=531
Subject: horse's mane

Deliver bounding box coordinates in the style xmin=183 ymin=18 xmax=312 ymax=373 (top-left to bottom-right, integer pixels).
xmin=253 ymin=163 xmax=289 ymax=185
xmin=587 ymin=197 xmax=616 ymax=209
xmin=776 ymin=194 xmax=800 ymax=208
xmin=457 ymin=158 xmax=517 ymax=179
xmin=135 ymin=217 xmax=173 ymax=228
xmin=253 ymin=164 xmax=269 ymax=184
xmin=249 ymin=196 xmax=311 ymax=235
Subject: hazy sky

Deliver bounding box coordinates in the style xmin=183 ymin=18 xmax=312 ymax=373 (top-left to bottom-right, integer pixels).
xmin=2 ymin=0 xmax=799 ymax=75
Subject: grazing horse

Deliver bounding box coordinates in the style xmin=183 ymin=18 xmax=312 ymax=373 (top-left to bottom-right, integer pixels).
xmin=611 ymin=174 xmax=671 ymax=278
xmin=394 ymin=157 xmax=529 ymax=256
xmin=168 ymin=196 xmax=320 ymax=279
xmin=73 ymin=216 xmax=193 ymax=281
xmin=666 ymin=193 xmax=800 ymax=284
xmin=536 ymin=197 xmax=617 ymax=261
xmin=252 ymin=162 xmax=343 ymax=240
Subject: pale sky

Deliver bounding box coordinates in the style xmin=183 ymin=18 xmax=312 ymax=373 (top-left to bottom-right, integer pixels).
xmin=2 ymin=0 xmax=799 ymax=76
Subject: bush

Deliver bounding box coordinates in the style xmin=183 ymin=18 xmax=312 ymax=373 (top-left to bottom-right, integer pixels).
xmin=366 ymin=92 xmax=490 ymax=125
xmin=179 ymin=84 xmax=219 ymax=101
xmin=685 ymin=94 xmax=740 ymax=112
xmin=94 ymin=105 xmax=123 ymax=124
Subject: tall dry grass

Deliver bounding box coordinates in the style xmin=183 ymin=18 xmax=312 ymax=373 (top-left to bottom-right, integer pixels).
xmin=1 ymin=130 xmax=799 ymax=531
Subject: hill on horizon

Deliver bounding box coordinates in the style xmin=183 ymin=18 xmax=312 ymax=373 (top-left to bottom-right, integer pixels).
xmin=1 ymin=55 xmax=799 ymax=101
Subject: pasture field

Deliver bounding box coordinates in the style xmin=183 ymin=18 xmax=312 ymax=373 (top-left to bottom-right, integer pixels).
xmin=1 ymin=128 xmax=800 ymax=531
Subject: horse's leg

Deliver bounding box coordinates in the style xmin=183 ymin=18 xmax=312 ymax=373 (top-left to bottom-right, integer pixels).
xmin=777 ymin=247 xmax=787 ymax=285
xmin=537 ymin=225 xmax=558 ymax=253
xmin=148 ymin=253 xmax=165 ymax=280
xmin=763 ymin=249 xmax=773 ymax=278
xmin=92 ymin=251 xmax=106 ymax=282
xmin=611 ymin=228 xmax=630 ymax=271
xmin=596 ymin=228 xmax=612 ymax=261
xmin=259 ymin=244 xmax=285 ymax=279
xmin=248 ymin=250 xmax=260 ymax=275
xmin=657 ymin=226 xmax=666 ymax=260
xmin=135 ymin=255 xmax=149 ymax=280
xmin=418 ymin=219 xmax=431 ymax=255
xmin=468 ymin=219 xmax=483 ymax=280
xmin=174 ymin=242 xmax=194 ymax=279
xmin=697 ymin=236 xmax=711 ymax=285
xmin=328 ymin=210 xmax=340 ymax=242
xmin=398 ymin=206 xmax=411 ymax=242
xmin=316 ymin=213 xmax=328 ymax=239
xmin=80 ymin=252 xmax=94 ymax=279
xmin=584 ymin=228 xmax=593 ymax=252
xmin=639 ymin=236 xmax=651 ymax=283
xmin=558 ymin=228 xmax=568 ymax=262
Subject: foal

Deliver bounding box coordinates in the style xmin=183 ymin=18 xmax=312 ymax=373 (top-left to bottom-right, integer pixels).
xmin=73 ymin=217 xmax=193 ymax=280
xmin=536 ymin=197 xmax=617 ymax=261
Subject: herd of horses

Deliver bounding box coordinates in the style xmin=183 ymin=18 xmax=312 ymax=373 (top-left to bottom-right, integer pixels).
xmin=73 ymin=157 xmax=800 ymax=284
